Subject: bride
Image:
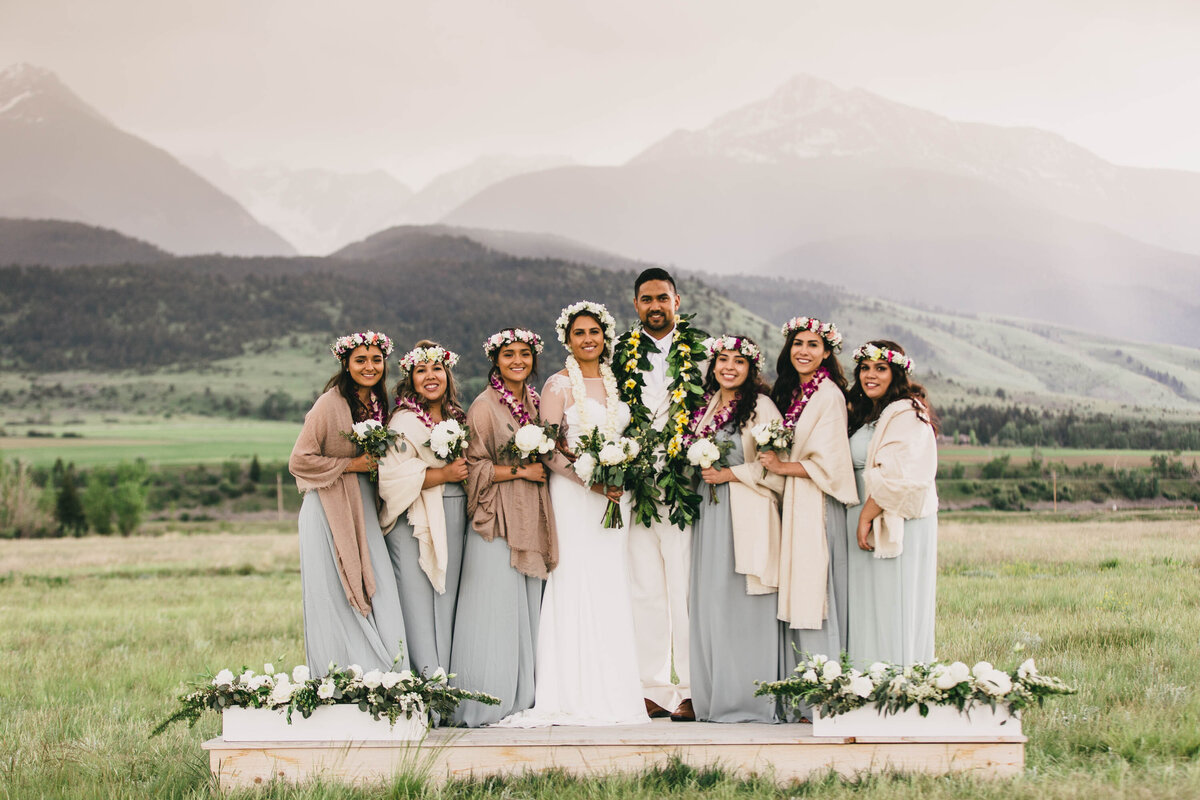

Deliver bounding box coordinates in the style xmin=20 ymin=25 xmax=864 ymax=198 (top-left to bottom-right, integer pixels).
xmin=499 ymin=301 xmax=650 ymax=727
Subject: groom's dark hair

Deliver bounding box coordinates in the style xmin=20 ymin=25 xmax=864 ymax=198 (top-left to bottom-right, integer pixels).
xmin=633 ymin=267 xmax=677 ymax=295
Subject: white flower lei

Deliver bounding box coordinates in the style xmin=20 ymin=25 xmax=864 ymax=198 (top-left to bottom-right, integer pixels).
xmin=565 ymin=355 xmax=622 ymax=440
xmin=853 ymin=343 xmax=915 ymax=373
xmin=555 ymin=300 xmax=617 ymax=357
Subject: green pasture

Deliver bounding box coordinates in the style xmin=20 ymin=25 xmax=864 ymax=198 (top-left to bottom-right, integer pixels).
xmin=937 ymin=446 xmax=1200 ymax=468
xmin=2 ymin=513 xmax=1199 ymax=798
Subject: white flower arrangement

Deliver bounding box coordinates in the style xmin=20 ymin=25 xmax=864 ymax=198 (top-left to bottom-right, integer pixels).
xmin=573 ymin=430 xmax=642 ymax=528
xmin=749 ymin=418 xmax=793 ymax=478
xmin=685 ymin=437 xmax=724 ymax=470
xmin=756 ymin=654 xmax=1075 ymax=720
xmin=426 ymin=419 xmax=470 ymax=460
xmin=397 ymin=345 xmax=459 ymax=379
xmin=781 ymin=316 xmax=843 ymax=352
xmin=342 ymin=419 xmax=400 ymax=479
xmin=852 ymin=343 xmax=915 ymax=373
xmin=510 ymin=423 xmax=557 ymax=460
xmin=482 ymin=328 xmax=544 ymax=359
xmin=153 ymin=661 xmax=499 ymax=735
xmin=701 ymin=335 xmax=763 ymax=368
xmin=330 ymin=331 xmax=395 ymax=359
xmin=555 ymin=300 xmax=617 ymax=355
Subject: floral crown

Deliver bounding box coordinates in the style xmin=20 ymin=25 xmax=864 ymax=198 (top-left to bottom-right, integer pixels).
xmin=482 ymin=328 xmax=544 ymax=359
xmin=702 ymin=335 xmax=763 ymax=368
xmin=555 ymin=301 xmax=617 ymax=353
xmin=397 ymin=345 xmax=459 ymax=379
xmin=781 ymin=316 xmax=843 ymax=352
xmin=853 ymin=343 xmax=914 ymax=373
xmin=330 ymin=331 xmax=394 ymax=359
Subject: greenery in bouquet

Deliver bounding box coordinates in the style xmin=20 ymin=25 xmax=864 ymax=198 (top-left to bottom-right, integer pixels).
xmin=685 ymin=435 xmax=734 ymax=503
xmin=342 ymin=419 xmax=400 ymax=479
xmin=426 ymin=419 xmax=471 ymax=461
xmin=503 ymin=422 xmax=559 ymax=465
xmin=750 ymin=418 xmax=793 ymax=478
xmin=755 ymin=653 xmax=1076 ymax=720
xmin=572 ymin=428 xmax=642 ymax=528
xmin=152 ymin=659 xmax=500 ymax=736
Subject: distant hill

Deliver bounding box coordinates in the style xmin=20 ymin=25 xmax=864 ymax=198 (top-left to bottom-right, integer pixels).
xmin=0 ymin=218 xmax=170 ymax=266
xmin=0 ymin=63 xmax=294 ymax=256
xmin=442 ymin=76 xmax=1200 ymax=348
xmin=398 ymin=154 xmax=575 ymax=224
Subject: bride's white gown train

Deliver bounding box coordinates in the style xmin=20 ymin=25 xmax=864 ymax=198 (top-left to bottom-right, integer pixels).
xmin=496 ymin=374 xmax=649 ymax=727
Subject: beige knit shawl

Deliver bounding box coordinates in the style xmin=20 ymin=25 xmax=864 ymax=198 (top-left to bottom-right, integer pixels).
xmin=863 ymin=399 xmax=939 ymax=559
xmin=377 ymin=409 xmax=451 ymax=593
xmin=464 ymin=386 xmax=558 ymax=579
xmin=692 ymin=392 xmax=786 ymax=595
xmin=288 ymin=388 xmax=376 ymax=616
xmin=777 ymin=380 xmax=859 ymax=630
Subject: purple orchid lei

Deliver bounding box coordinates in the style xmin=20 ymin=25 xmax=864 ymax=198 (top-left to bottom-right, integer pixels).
xmin=395 ymin=395 xmax=465 ymax=429
xmin=686 ymin=391 xmax=740 ymax=444
xmin=782 ymin=366 xmax=829 ymax=430
xmin=490 ymin=372 xmax=540 ymax=425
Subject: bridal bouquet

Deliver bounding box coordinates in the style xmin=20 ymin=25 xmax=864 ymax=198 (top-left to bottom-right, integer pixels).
xmin=573 ymin=429 xmax=641 ymax=529
xmin=503 ymin=422 xmax=559 ymax=464
xmin=427 ymin=419 xmax=471 ymax=461
xmin=686 ymin=436 xmax=734 ymax=503
xmin=342 ymin=420 xmax=400 ymax=479
xmin=750 ymin=418 xmax=793 ymax=478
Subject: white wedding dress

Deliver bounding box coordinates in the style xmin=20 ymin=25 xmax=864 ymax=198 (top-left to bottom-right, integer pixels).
xmin=496 ymin=373 xmax=649 ymax=727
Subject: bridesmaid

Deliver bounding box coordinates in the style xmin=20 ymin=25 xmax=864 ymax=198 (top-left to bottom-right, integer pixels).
xmin=845 ymin=340 xmax=939 ymax=667
xmin=450 ymin=328 xmax=559 ymax=726
xmin=760 ymin=317 xmax=858 ymax=683
xmin=689 ymin=335 xmax=784 ymax=723
xmin=288 ymin=331 xmax=409 ymax=676
xmin=377 ymin=340 xmax=469 ymax=678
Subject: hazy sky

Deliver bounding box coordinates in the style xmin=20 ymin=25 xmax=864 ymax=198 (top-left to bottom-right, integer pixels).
xmin=4 ymin=0 xmax=1199 ymax=187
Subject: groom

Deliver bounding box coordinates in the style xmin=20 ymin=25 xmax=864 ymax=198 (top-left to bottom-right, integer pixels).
xmin=614 ymin=268 xmax=708 ymax=722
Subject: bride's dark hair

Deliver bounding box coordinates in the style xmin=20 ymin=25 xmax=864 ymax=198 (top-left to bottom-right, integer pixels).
xmin=701 ymin=336 xmax=771 ymax=432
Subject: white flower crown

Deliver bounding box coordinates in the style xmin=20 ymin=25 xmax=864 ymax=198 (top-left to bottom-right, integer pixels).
xmin=555 ymin=301 xmax=617 ymax=353
xmin=397 ymin=345 xmax=459 ymax=378
xmin=330 ymin=331 xmax=394 ymax=359
xmin=702 ymin=335 xmax=763 ymax=368
xmin=781 ymin=316 xmax=843 ymax=352
xmin=482 ymin=328 xmax=544 ymax=359
xmin=853 ymin=343 xmax=915 ymax=373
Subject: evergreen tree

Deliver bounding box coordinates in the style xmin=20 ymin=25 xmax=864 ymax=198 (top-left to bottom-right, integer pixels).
xmin=55 ymin=469 xmax=86 ymax=536
xmin=249 ymin=455 xmax=262 ymax=483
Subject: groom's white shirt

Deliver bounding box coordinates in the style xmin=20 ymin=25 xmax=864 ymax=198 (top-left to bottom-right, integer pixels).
xmin=642 ymin=325 xmax=675 ymax=432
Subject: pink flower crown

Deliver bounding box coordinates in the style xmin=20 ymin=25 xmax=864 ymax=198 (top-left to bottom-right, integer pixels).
xmin=330 ymin=331 xmax=394 ymax=359
xmin=781 ymin=316 xmax=843 ymax=352
xmin=397 ymin=345 xmax=459 ymax=378
xmin=702 ymin=335 xmax=763 ymax=368
xmin=483 ymin=328 xmax=544 ymax=359
xmin=853 ymin=343 xmax=914 ymax=373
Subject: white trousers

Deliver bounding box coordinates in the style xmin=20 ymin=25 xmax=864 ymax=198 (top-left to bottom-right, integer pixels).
xmin=628 ymin=512 xmax=691 ymax=709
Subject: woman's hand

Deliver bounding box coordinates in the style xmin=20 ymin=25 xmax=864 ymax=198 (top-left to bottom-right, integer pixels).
xmin=857 ymin=496 xmax=882 ymax=551
xmin=591 ymin=483 xmax=623 ymax=502
xmin=442 ymin=457 xmax=468 ymax=483
xmin=856 ymin=519 xmax=874 ymax=552
xmin=519 ymin=462 xmax=548 ymax=483
xmin=757 ymin=451 xmax=783 ymax=474
xmin=701 ymin=466 xmax=731 ymax=485
xmin=346 ymin=453 xmax=375 ymax=473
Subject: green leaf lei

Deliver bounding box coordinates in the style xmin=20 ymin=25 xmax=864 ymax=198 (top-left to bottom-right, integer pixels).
xmin=613 ymin=313 xmax=709 ymax=529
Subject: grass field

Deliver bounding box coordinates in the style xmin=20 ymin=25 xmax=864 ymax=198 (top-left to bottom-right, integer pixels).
xmin=2 ymin=512 xmax=1199 ymax=798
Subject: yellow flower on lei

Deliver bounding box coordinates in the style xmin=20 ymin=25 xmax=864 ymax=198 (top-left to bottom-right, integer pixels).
xmin=625 ymin=379 xmax=637 ymax=390
xmin=671 ymin=387 xmax=686 ymax=403
xmin=625 ymin=358 xmax=638 ymax=372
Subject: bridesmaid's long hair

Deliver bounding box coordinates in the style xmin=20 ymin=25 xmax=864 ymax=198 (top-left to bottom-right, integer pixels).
xmin=701 ymin=335 xmax=771 ymax=433
xmin=487 ymin=326 xmax=540 ymax=387
xmin=770 ymin=328 xmax=848 ymax=416
xmin=846 ymin=340 xmax=939 ymax=435
xmin=324 ymin=345 xmax=390 ymax=423
xmin=394 ymin=340 xmax=466 ymax=421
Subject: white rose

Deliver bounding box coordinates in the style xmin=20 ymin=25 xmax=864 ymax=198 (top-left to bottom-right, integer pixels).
xmin=750 ymin=423 xmax=772 ymax=446
xmin=212 ymin=669 xmax=234 ymax=687
xmin=947 ymin=661 xmax=971 ymax=684
xmin=867 ymin=662 xmax=889 ymax=679
xmin=622 ymin=437 xmax=640 ymax=459
xmin=514 ymin=425 xmax=546 ymax=455
xmin=599 ymin=442 xmax=625 ymax=466
xmin=362 ymin=669 xmax=384 ymax=689
xmin=317 ymin=680 xmax=335 ymax=700
xmin=972 ymin=661 xmax=993 ymax=679
xmin=269 ymin=680 xmax=295 ymax=705
xmin=1018 ymin=659 xmax=1037 ymax=679
xmin=822 ymin=660 xmax=842 ymax=681
xmin=347 ymin=664 xmax=363 ymax=680
xmin=239 ymin=669 xmax=255 ymax=684
xmin=932 ymin=665 xmax=961 ymax=690
xmin=848 ymin=675 xmax=874 ymax=698
xmin=248 ymin=674 xmax=273 ymax=691
xmin=686 ymin=439 xmax=720 ymax=469
xmin=292 ymin=665 xmax=310 ymax=684
xmin=573 ymin=453 xmax=597 ymax=483
xmin=801 ymin=669 xmax=819 ymax=683
xmin=263 ymin=663 xmax=275 ymax=675
xmin=978 ymin=669 xmax=1013 ymax=697
xmin=381 ymin=671 xmax=402 ymax=689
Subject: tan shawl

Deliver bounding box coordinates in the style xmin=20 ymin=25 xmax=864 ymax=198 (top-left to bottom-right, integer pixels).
xmin=692 ymin=392 xmax=785 ymax=595
xmin=777 ymin=380 xmax=859 ymax=630
xmin=377 ymin=409 xmax=451 ymax=593
xmin=864 ymin=399 xmax=939 ymax=559
xmin=288 ymin=388 xmax=376 ymax=616
xmin=464 ymin=386 xmax=558 ymax=578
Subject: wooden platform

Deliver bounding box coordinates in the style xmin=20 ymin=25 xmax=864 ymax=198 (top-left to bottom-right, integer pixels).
xmin=202 ymin=719 xmax=1025 ymax=789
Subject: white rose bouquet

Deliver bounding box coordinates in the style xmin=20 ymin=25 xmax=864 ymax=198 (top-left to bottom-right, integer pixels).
xmin=503 ymin=422 xmax=559 ymax=464
xmin=750 ymin=418 xmax=793 ymax=478
xmin=426 ymin=419 xmax=471 ymax=461
xmin=574 ymin=428 xmax=641 ymax=529
xmin=685 ymin=436 xmax=734 ymax=503
xmin=342 ymin=419 xmax=400 ymax=479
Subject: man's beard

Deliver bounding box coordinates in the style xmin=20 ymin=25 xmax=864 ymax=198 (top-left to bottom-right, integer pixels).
xmin=642 ymin=311 xmax=673 ymax=334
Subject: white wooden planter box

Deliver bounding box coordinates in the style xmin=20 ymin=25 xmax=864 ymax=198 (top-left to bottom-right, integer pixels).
xmin=222 ymin=705 xmax=429 ymax=742
xmin=812 ymin=703 xmax=1021 ymax=738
